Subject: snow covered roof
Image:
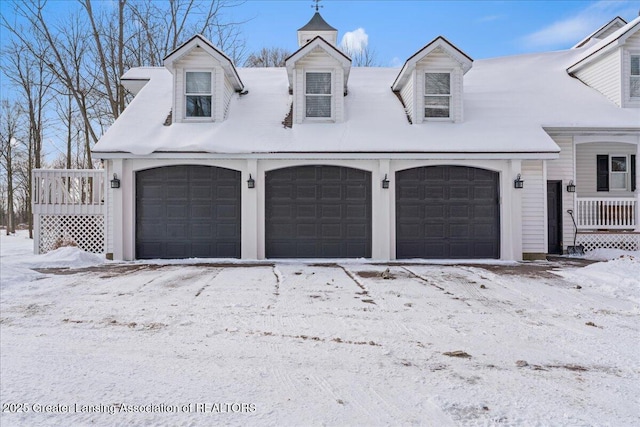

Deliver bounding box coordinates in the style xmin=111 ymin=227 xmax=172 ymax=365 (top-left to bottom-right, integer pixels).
xmin=285 ymin=36 xmax=351 ymax=91
xmin=572 ymin=16 xmax=627 ymax=49
xmin=568 ymin=15 xmax=640 ymax=73
xmin=93 ymin=47 xmax=640 ymax=158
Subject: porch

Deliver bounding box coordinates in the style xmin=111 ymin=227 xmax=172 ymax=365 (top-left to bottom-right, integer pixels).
xmin=32 ymin=169 xmax=106 ymax=254
xmin=573 ymin=197 xmax=639 ymax=252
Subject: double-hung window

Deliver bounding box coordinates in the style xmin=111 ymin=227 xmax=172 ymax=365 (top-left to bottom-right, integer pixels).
xmin=424 ymin=72 xmax=451 ymax=118
xmin=185 ymin=71 xmax=212 ymax=118
xmin=610 ymin=155 xmax=628 ymax=190
xmin=631 ymin=55 xmax=640 ymax=98
xmin=597 ymin=154 xmax=637 ymax=192
xmin=305 ymin=72 xmax=332 ymax=118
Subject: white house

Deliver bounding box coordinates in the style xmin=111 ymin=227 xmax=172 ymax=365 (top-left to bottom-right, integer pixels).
xmin=34 ymin=12 xmax=640 ymax=261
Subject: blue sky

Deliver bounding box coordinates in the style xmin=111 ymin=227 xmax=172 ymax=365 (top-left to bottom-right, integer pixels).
xmin=229 ymin=0 xmax=640 ymax=65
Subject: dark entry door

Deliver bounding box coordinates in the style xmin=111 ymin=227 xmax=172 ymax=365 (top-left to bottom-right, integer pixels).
xmin=396 ymin=165 xmax=500 ymax=259
xmin=265 ymin=165 xmax=372 ymax=258
xmin=547 ymin=181 xmax=562 ymax=254
xmin=136 ymin=165 xmax=241 ymax=259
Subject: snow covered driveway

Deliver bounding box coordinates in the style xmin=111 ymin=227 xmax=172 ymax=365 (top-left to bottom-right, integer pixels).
xmin=1 ymin=234 xmax=639 ymax=426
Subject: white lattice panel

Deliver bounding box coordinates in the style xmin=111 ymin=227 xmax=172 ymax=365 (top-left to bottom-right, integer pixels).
xmin=576 ymin=233 xmax=640 ymax=253
xmin=38 ymin=215 xmax=104 ymax=254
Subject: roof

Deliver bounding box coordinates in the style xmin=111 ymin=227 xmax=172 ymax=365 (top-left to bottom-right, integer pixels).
xmin=95 ymin=47 xmax=640 ymax=158
xmin=572 ymin=16 xmax=627 ymax=49
xmin=568 ymin=15 xmax=640 ymax=73
xmin=285 ymin=36 xmax=351 ymax=90
xmin=298 ymin=12 xmax=337 ymax=32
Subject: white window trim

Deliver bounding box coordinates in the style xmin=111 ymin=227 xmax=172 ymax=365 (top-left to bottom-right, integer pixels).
xmin=304 ymin=69 xmax=334 ymax=122
xmin=423 ymin=69 xmax=453 ymax=122
xmin=629 ymin=52 xmax=640 ymax=99
xmin=184 ymin=69 xmax=214 ymax=121
xmin=610 ymin=154 xmax=629 ymax=191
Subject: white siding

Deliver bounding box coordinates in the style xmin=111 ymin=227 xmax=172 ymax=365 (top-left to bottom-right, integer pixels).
xmin=622 ymin=31 xmax=640 ymax=106
xmin=174 ymin=49 xmax=222 ymax=123
xmin=415 ymin=48 xmax=465 ymax=123
xmin=223 ymin=77 xmax=234 ymax=119
xmin=574 ymin=49 xmax=621 ymax=106
xmin=399 ymin=74 xmax=414 ymax=122
xmin=521 ymin=160 xmax=546 ymax=253
xmin=106 ymin=162 xmax=114 ymax=254
xmin=547 ymin=136 xmax=575 ymax=250
xmin=293 ymin=48 xmax=345 ymax=124
xmin=575 ymin=142 xmax=637 ymax=198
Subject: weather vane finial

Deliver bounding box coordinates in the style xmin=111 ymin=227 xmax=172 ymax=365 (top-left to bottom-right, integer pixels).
xmin=311 ymin=0 xmax=323 ymax=12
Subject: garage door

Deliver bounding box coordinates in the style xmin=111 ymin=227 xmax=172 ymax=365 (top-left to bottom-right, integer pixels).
xmin=266 ymin=165 xmax=371 ymax=258
xmin=136 ymin=165 xmax=241 ymax=259
xmin=396 ymin=166 xmax=499 ymax=259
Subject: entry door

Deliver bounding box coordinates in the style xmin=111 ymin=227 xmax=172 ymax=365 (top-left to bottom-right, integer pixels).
xmin=547 ymin=181 xmax=562 ymax=254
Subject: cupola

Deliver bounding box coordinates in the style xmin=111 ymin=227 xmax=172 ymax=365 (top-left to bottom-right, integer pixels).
xmin=297 ymin=11 xmax=338 ymax=47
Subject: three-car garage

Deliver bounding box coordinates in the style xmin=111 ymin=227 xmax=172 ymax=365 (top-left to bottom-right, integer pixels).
xmin=134 ymin=164 xmax=501 ymax=260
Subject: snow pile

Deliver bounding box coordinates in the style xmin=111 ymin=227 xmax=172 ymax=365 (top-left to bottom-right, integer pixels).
xmin=555 ymin=255 xmax=640 ymax=304
xmin=584 ymin=248 xmax=640 ymax=261
xmin=0 ymin=231 xmax=105 ymax=288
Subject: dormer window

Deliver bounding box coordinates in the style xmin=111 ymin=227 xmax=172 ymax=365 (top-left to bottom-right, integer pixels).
xmin=185 ymin=71 xmax=212 ymax=118
xmin=305 ymin=72 xmax=332 ymax=118
xmin=424 ymin=72 xmax=451 ymax=118
xmin=631 ymin=55 xmax=640 ymax=98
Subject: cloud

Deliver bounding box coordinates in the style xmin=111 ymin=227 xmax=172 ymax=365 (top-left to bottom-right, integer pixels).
xmin=477 ymin=15 xmax=505 ymax=23
xmin=340 ymin=28 xmax=369 ymax=54
xmin=522 ymin=1 xmax=638 ymax=49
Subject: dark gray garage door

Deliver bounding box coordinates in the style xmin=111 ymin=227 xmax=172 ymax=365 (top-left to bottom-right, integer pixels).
xmin=396 ymin=166 xmax=499 ymax=259
xmin=266 ymin=165 xmax=371 ymax=258
xmin=136 ymin=165 xmax=241 ymax=259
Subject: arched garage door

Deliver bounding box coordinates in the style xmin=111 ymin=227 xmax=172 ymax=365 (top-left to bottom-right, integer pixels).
xmin=136 ymin=165 xmax=241 ymax=259
xmin=396 ymin=166 xmax=500 ymax=259
xmin=266 ymin=165 xmax=372 ymax=258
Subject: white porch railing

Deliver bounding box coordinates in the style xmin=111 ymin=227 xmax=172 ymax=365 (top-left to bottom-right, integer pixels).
xmin=33 ymin=169 xmax=105 ymax=215
xmin=576 ymin=197 xmax=637 ymax=230
xmin=32 ymin=169 xmax=106 ymax=254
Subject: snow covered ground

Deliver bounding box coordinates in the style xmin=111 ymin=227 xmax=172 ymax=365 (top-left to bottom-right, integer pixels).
xmin=1 ymin=231 xmax=639 ymax=426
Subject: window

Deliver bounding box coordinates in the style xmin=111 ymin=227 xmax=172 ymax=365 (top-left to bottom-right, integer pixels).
xmin=424 ymin=73 xmax=451 ymax=118
xmin=185 ymin=71 xmax=212 ymax=118
xmin=305 ymin=72 xmax=332 ymax=118
xmin=631 ymin=55 xmax=640 ymax=98
xmin=610 ymin=156 xmax=628 ymax=190
xmin=597 ymin=154 xmax=636 ymax=192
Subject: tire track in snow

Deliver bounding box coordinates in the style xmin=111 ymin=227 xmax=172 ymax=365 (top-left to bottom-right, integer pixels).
xmin=194 ymin=268 xmax=222 ymax=297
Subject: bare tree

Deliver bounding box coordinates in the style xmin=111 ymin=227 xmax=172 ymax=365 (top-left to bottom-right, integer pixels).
xmin=341 ymin=45 xmax=379 ymax=67
xmin=0 ymin=100 xmax=23 ymax=234
xmin=244 ymin=47 xmax=290 ymax=67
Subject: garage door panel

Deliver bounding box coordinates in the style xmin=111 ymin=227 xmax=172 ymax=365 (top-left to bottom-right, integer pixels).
xmin=266 ymin=166 xmax=372 ymax=258
xmin=136 ymin=165 xmax=241 ymax=259
xmin=396 ymin=166 xmax=499 ymax=259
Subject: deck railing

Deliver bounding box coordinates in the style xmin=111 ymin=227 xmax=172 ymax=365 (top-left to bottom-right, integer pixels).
xmin=576 ymin=197 xmax=637 ymax=229
xmin=32 ymin=169 xmax=105 ymax=215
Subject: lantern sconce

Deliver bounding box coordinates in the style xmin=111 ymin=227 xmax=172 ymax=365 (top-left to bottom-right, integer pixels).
xmin=110 ymin=173 xmax=121 ymax=189
xmin=247 ymin=174 xmax=255 ymax=189
xmin=514 ymin=173 xmax=524 ymax=189
xmin=566 ymin=180 xmax=576 ymax=193
xmin=381 ymin=174 xmax=389 ymax=189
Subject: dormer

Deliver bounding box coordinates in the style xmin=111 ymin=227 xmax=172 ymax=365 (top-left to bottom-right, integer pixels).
xmin=285 ymin=36 xmax=351 ymax=124
xmin=163 ymin=34 xmax=244 ymax=123
xmin=568 ymin=16 xmax=640 ymax=108
xmin=297 ymin=11 xmax=338 ymax=47
xmin=573 ymin=16 xmax=627 ymax=49
xmin=392 ymin=36 xmax=473 ymax=124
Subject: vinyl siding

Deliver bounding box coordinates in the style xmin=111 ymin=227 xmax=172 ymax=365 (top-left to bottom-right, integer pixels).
xmin=575 ymin=142 xmax=637 ymax=198
xmin=415 ymin=48 xmax=465 ymax=123
xmin=293 ymin=49 xmax=344 ymax=124
xmin=574 ymin=49 xmax=621 ymax=106
xmin=522 ymin=160 xmax=546 ymax=253
xmin=223 ymin=77 xmax=234 ymax=119
xmin=106 ymin=162 xmax=113 ymax=254
xmin=399 ymin=74 xmax=414 ymax=122
xmin=547 ymin=136 xmax=575 ymax=252
xmin=173 ymin=49 xmax=221 ymax=123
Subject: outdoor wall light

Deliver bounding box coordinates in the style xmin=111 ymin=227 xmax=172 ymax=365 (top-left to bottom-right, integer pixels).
xmin=514 ymin=174 xmax=524 ymax=189
xmin=247 ymin=174 xmax=255 ymax=189
xmin=110 ymin=173 xmax=121 ymax=189
xmin=566 ymin=180 xmax=576 ymax=193
xmin=381 ymin=174 xmax=389 ymax=189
